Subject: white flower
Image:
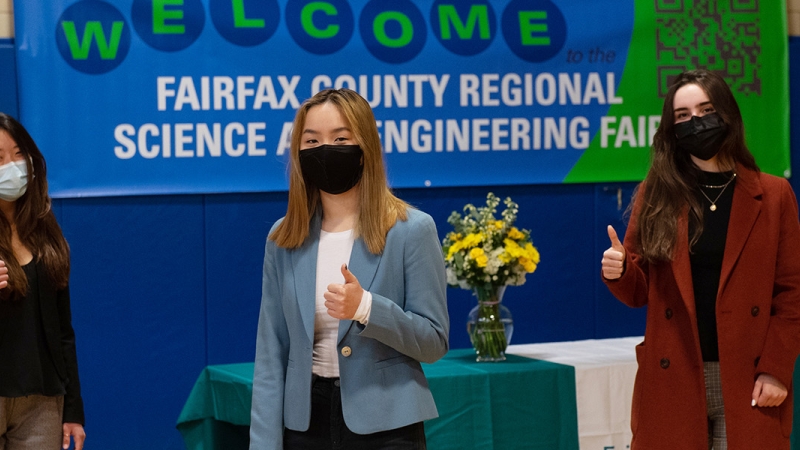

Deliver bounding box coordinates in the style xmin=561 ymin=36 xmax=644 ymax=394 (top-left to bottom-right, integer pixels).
xmin=446 ymin=267 xmax=460 ymax=286
xmin=484 ymin=247 xmax=504 ymax=275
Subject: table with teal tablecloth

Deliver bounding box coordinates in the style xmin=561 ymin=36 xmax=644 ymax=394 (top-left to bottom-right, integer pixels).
xmin=177 ymin=348 xmax=580 ymax=450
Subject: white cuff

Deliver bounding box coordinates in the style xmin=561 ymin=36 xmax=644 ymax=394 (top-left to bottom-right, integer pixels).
xmin=352 ymin=290 xmax=372 ymax=325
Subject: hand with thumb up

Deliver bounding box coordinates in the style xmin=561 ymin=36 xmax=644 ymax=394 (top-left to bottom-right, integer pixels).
xmin=324 ymin=264 xmax=365 ymax=320
xmin=602 ymin=225 xmax=626 ymax=280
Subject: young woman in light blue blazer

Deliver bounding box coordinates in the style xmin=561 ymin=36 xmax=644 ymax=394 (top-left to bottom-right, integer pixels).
xmin=249 ymin=89 xmax=450 ymax=449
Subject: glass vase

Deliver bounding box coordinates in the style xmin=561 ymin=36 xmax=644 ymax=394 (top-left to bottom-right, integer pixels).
xmin=466 ymin=285 xmax=514 ymax=362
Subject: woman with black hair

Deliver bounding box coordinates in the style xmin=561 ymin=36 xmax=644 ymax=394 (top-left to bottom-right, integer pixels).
xmin=0 ymin=113 xmax=85 ymax=450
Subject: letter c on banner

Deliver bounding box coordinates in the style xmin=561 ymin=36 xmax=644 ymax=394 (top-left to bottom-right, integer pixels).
xmin=286 ymin=0 xmax=354 ymax=54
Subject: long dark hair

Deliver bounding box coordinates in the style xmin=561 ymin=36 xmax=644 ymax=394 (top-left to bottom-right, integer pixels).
xmin=633 ymin=70 xmax=758 ymax=262
xmin=0 ymin=113 xmax=70 ymax=299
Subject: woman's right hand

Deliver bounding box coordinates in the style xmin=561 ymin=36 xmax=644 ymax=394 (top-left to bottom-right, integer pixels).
xmin=0 ymin=260 xmax=7 ymax=288
xmin=602 ymin=225 xmax=626 ymax=280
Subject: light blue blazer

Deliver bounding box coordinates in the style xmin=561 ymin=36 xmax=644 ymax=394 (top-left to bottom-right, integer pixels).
xmin=249 ymin=208 xmax=450 ymax=450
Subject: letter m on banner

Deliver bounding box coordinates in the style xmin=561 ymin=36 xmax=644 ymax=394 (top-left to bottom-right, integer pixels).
xmin=438 ymin=5 xmax=490 ymax=40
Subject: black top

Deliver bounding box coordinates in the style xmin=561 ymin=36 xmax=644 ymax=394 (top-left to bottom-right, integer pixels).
xmin=0 ymin=261 xmax=66 ymax=397
xmin=689 ymin=170 xmax=736 ymax=362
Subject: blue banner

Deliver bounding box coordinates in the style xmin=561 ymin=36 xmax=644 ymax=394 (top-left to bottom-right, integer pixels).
xmin=13 ymin=0 xmax=787 ymax=197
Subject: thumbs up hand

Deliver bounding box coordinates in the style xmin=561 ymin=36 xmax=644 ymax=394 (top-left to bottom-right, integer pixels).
xmin=602 ymin=225 xmax=626 ymax=280
xmin=0 ymin=260 xmax=8 ymax=289
xmin=324 ymin=264 xmax=364 ymax=320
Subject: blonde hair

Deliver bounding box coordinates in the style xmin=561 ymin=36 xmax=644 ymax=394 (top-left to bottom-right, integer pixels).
xmin=269 ymin=89 xmax=408 ymax=254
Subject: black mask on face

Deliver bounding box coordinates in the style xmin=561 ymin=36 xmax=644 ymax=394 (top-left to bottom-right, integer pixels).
xmin=674 ymin=113 xmax=728 ymax=161
xmin=299 ymin=144 xmax=364 ymax=194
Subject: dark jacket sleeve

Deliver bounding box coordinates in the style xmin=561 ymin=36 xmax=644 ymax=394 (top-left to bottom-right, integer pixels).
xmin=602 ymin=185 xmax=651 ymax=308
xmin=57 ymin=285 xmax=85 ymax=425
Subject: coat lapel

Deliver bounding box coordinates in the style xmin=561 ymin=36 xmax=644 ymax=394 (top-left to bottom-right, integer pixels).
xmin=293 ymin=215 xmax=321 ymax=344
xmin=338 ymin=234 xmax=383 ymax=343
xmin=671 ymin=165 xmax=762 ymax=318
xmin=718 ymin=165 xmax=762 ymax=303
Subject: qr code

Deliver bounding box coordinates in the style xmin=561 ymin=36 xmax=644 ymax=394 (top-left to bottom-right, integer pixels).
xmin=654 ymin=0 xmax=760 ymax=96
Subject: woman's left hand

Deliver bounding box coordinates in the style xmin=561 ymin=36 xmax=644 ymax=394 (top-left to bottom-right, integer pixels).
xmin=752 ymin=373 xmax=788 ymax=407
xmin=62 ymin=422 xmax=86 ymax=450
xmin=324 ymin=264 xmax=364 ymax=320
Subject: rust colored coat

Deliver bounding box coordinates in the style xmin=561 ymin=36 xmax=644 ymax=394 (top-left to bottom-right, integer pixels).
xmin=605 ymin=166 xmax=800 ymax=449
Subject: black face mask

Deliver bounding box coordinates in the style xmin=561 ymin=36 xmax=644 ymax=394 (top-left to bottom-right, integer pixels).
xmin=299 ymin=144 xmax=364 ymax=195
xmin=674 ymin=113 xmax=728 ymax=161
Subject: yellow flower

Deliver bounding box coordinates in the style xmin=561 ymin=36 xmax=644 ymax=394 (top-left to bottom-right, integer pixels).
xmin=519 ymin=257 xmax=537 ymax=273
xmin=462 ymin=233 xmax=482 ymax=248
xmin=446 ymin=240 xmax=463 ymax=260
xmin=524 ymin=243 xmax=541 ymax=264
xmin=469 ymin=247 xmax=488 ymax=267
xmin=442 ymin=193 xmax=540 ymax=290
xmin=503 ymin=239 xmax=525 ymax=258
xmin=508 ymin=227 xmax=524 ymax=240
xmin=498 ymin=252 xmax=512 ymax=264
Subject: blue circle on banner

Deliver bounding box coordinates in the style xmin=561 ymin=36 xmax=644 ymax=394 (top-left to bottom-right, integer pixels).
xmin=55 ymin=0 xmax=131 ymax=74
xmin=131 ymin=0 xmax=204 ymax=52
xmin=359 ymin=0 xmax=426 ymax=64
xmin=286 ymin=0 xmax=354 ymax=55
xmin=501 ymin=0 xmax=566 ymax=63
xmin=210 ymin=0 xmax=280 ymax=47
xmin=430 ymin=0 xmax=496 ymax=56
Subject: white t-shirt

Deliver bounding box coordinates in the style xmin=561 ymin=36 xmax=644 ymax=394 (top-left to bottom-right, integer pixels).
xmin=312 ymin=229 xmax=372 ymax=378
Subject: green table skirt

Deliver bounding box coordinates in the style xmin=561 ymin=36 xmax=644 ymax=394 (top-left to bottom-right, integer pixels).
xmin=177 ymin=349 xmax=580 ymax=450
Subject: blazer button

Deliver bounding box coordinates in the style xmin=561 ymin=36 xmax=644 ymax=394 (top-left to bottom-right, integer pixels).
xmin=341 ymin=346 xmax=352 ymax=357
xmin=751 ymin=306 xmax=759 ymax=317
xmin=665 ymin=308 xmax=673 ymax=319
xmin=660 ymin=358 xmax=670 ymax=369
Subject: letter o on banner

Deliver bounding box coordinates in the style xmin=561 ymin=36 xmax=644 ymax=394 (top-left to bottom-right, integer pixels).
xmin=359 ymin=0 xmax=427 ymax=64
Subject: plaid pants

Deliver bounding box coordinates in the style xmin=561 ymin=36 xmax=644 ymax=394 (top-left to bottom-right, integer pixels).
xmin=0 ymin=395 xmax=63 ymax=450
xmin=704 ymin=362 xmax=727 ymax=450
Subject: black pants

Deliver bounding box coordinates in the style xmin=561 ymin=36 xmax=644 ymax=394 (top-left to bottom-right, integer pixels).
xmin=283 ymin=376 xmax=427 ymax=450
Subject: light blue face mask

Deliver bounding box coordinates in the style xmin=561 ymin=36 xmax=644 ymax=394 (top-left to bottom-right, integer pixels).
xmin=0 ymin=160 xmax=28 ymax=201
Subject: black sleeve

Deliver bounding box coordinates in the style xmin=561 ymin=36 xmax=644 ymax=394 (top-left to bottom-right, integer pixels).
xmin=58 ymin=285 xmax=85 ymax=425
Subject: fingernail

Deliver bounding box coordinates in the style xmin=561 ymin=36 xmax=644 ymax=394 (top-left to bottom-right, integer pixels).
xmin=751 ymin=399 xmax=756 ymax=407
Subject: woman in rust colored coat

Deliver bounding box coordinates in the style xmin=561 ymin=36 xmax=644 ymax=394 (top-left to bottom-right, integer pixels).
xmin=602 ymin=70 xmax=800 ymax=449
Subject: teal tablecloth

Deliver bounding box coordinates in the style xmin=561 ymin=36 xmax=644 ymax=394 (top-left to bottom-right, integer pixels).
xmin=177 ymin=349 xmax=580 ymax=450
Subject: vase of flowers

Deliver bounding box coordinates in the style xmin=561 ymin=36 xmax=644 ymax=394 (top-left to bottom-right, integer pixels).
xmin=466 ymin=285 xmax=513 ymax=361
xmin=442 ymin=193 xmax=540 ymax=362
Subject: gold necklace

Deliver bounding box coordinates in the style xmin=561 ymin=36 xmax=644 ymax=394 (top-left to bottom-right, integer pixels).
xmin=698 ymin=173 xmax=736 ymax=211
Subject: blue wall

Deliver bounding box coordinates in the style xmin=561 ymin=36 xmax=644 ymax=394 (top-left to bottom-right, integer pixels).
xmin=55 ymin=183 xmax=643 ymax=449
xmin=2 ymin=37 xmax=799 ymax=450
xmin=0 ymin=38 xmax=18 ymax=118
